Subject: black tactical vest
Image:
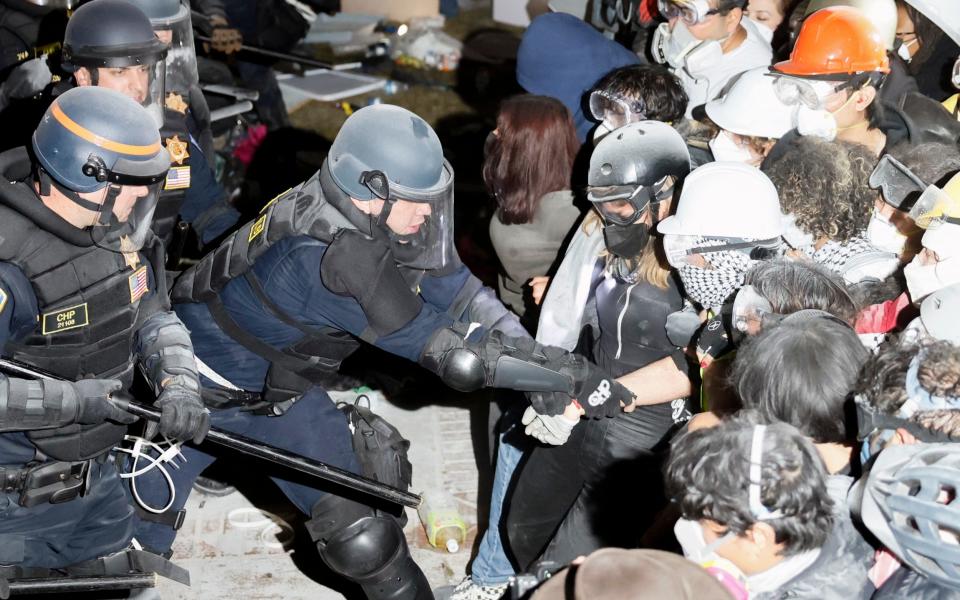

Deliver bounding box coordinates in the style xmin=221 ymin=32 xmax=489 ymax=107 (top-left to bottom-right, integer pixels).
xmin=172 ymin=165 xmax=371 ymax=402
xmin=0 ymin=148 xmax=167 ymax=460
xmin=152 ymin=106 xmax=193 ymax=244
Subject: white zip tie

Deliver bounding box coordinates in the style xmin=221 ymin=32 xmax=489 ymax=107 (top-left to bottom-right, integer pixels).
xmin=114 ymin=435 xmax=185 ymax=514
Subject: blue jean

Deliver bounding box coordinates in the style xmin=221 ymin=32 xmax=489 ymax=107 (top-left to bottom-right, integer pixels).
xmin=471 ymin=406 xmax=529 ymax=586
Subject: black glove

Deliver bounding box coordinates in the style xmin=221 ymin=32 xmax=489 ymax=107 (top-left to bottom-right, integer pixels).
xmin=566 ymin=357 xmax=635 ymax=418
xmin=526 ymin=390 xmax=574 ymax=416
xmin=155 ymin=386 xmax=210 ymax=443
xmin=72 ymin=379 xmax=138 ymax=425
xmin=696 ymin=315 xmax=734 ymax=366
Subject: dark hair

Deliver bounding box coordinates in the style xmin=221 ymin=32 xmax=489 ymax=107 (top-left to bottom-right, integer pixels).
xmin=590 ymin=64 xmax=689 ymax=123
xmin=763 ymin=136 xmax=877 ymax=243
xmin=483 ymin=94 xmax=579 ymax=225
xmin=732 ymin=316 xmax=868 ymax=443
xmin=665 ymin=411 xmax=833 ymax=555
xmin=901 ymin=2 xmax=945 ymax=76
xmin=744 ymin=258 xmax=860 ymax=325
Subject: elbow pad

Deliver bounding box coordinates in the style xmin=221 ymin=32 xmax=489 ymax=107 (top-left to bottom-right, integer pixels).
xmin=137 ymin=311 xmax=201 ymax=396
xmin=420 ymin=323 xmax=575 ymax=394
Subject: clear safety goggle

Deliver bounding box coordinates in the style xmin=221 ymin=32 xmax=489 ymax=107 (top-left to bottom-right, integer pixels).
xmin=731 ymin=284 xmax=773 ymax=334
xmin=663 ymin=235 xmax=780 ymax=269
xmin=658 ymin=0 xmax=720 ymax=25
xmin=772 ymin=76 xmax=847 ymax=111
xmin=908 ymin=183 xmax=960 ymax=230
xmin=588 ymin=90 xmax=647 ymax=128
xmin=588 ymin=177 xmax=672 ymax=226
xmin=869 ymin=154 xmax=928 ymax=211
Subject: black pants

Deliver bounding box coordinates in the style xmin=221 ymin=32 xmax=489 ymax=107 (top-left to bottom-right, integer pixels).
xmin=505 ymin=400 xmax=686 ymax=569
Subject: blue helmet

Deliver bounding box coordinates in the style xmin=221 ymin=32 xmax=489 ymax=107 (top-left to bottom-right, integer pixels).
xmin=32 ymin=86 xmax=169 ymax=193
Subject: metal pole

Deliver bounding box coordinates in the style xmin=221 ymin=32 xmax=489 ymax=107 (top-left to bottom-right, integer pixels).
xmin=0 ymin=358 xmax=421 ymax=509
xmin=6 ymin=573 xmax=156 ymax=596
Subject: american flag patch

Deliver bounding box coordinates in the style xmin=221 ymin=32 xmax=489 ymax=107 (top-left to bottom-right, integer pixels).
xmin=128 ymin=266 xmax=149 ymax=303
xmin=164 ymin=166 xmax=191 ymax=190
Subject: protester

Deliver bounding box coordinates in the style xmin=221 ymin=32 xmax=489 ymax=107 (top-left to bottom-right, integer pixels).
xmin=484 ymin=95 xmax=581 ymax=321
xmin=587 ymin=63 xmax=689 ymax=144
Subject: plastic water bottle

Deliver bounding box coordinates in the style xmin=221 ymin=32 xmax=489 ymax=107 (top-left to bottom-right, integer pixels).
xmin=417 ymin=490 xmax=467 ymax=553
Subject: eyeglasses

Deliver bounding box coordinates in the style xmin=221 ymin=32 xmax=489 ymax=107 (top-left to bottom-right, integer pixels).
xmin=658 ymin=0 xmax=720 ymax=26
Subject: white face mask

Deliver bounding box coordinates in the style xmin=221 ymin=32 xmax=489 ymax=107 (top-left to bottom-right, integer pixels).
xmin=865 ymin=210 xmax=907 ymax=255
xmin=795 ymin=104 xmax=838 ymax=141
xmin=652 ymin=20 xmax=724 ymax=78
xmin=592 ymin=122 xmax=613 ymax=145
xmin=896 ymin=41 xmax=912 ymax=62
xmin=709 ymin=130 xmax=756 ymax=164
xmin=905 ymin=225 xmax=960 ymax=301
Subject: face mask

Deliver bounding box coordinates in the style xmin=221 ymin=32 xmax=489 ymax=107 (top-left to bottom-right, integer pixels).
xmin=652 ymin=21 xmax=700 ymax=67
xmin=795 ymin=89 xmax=859 ymax=141
xmin=896 ymin=38 xmax=917 ymax=63
xmin=674 ymin=519 xmax=750 ymax=600
xmin=709 ymin=130 xmax=755 ymax=164
xmin=603 ymin=221 xmax=650 ymax=258
xmin=904 ymin=256 xmax=960 ymax=302
xmin=676 ymin=249 xmax=755 ymax=309
xmin=865 ymin=210 xmax=907 ymax=255
xmin=751 ymin=18 xmax=774 ymax=43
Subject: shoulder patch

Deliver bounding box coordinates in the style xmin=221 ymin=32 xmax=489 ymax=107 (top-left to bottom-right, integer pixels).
xmin=41 ymin=303 xmax=89 ymax=335
xmin=0 ymin=287 xmax=7 ymax=314
xmin=249 ymin=214 xmax=267 ymax=242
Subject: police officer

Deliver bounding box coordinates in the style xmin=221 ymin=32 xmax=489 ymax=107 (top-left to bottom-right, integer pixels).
xmin=128 ymin=104 xmax=635 ymax=600
xmin=0 ymin=86 xmax=208 ymax=577
xmin=63 ymin=0 xmax=239 ymax=252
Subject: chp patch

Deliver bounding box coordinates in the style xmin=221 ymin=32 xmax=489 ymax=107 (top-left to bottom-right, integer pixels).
xmin=248 ymin=214 xmax=267 ymax=243
xmin=41 ymin=303 xmax=89 ymax=335
xmin=164 ymin=166 xmax=191 ymax=190
xmin=129 ymin=266 xmax=149 ymax=303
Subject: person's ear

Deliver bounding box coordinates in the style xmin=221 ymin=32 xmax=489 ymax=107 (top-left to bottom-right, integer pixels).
xmin=747 ymin=522 xmax=777 ymax=552
xmin=351 ymin=197 xmax=383 ymax=215
xmin=724 ymin=8 xmax=743 ymax=33
xmin=854 ymin=86 xmax=877 ymax=112
xmin=74 ymin=67 xmax=93 ymax=87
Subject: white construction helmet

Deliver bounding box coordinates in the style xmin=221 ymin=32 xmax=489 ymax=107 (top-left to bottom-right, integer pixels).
xmin=705 ymin=67 xmax=797 ymax=140
xmin=657 ymin=162 xmax=784 ymax=239
xmin=901 ymin=0 xmax=960 ymax=46
xmin=804 ymin=0 xmax=898 ymax=50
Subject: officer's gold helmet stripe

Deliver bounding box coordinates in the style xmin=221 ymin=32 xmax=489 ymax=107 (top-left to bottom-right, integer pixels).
xmin=51 ymin=102 xmax=161 ymax=156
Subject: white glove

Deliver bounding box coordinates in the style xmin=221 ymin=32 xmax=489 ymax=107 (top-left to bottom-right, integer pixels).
xmin=1 ymin=56 xmax=51 ymax=107
xmin=522 ymin=405 xmax=578 ymax=446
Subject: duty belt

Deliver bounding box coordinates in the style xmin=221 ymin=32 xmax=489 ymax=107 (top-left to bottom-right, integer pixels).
xmin=0 ymin=460 xmax=90 ymax=508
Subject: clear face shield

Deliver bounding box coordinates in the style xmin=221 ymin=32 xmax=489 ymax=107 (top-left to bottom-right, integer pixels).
xmin=359 ymin=160 xmax=456 ymax=271
xmin=81 ymin=151 xmax=171 ymax=253
xmin=151 ymin=3 xmax=199 ymax=101
xmin=908 ymin=183 xmax=960 ymax=230
xmin=953 ymin=57 xmax=960 ymax=90
xmin=588 ymin=90 xmax=648 ymax=131
xmin=869 ymin=154 xmax=928 ymax=212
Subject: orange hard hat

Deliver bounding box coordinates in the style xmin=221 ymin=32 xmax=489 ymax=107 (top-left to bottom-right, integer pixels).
xmin=773 ymin=6 xmax=890 ymax=78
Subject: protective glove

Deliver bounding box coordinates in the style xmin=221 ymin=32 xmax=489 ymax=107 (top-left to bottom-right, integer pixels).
xmin=70 ymin=378 xmax=138 ymax=425
xmin=696 ymin=315 xmax=733 ymax=368
xmin=154 ymin=386 xmax=210 ymax=443
xmin=522 ymin=405 xmax=578 ymax=445
xmin=0 ymin=56 xmax=52 ymax=111
xmin=210 ymin=27 xmax=243 ymax=54
xmin=567 ymin=356 xmax=635 ymax=418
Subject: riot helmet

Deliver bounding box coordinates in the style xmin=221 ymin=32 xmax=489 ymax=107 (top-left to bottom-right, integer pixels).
xmin=62 ymin=0 xmax=168 ymax=127
xmin=586 ymin=121 xmax=690 ymax=259
xmin=324 ymin=104 xmax=455 ymax=271
xmin=32 ymin=86 xmax=170 ymax=252
xmin=131 ymin=0 xmax=198 ymax=101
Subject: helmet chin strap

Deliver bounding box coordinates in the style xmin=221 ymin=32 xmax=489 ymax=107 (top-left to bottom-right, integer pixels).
xmin=36 ymin=166 xmax=118 ymax=226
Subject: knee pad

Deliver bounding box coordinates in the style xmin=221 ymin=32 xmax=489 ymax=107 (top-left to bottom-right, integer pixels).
xmin=306 ymin=495 xmax=432 ymax=600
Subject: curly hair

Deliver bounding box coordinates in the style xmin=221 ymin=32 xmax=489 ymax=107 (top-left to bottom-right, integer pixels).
xmin=763 ymin=136 xmax=878 ymax=243
xmin=744 ymin=258 xmax=860 ymax=325
xmin=855 ymin=337 xmax=960 ymax=415
xmin=665 ymin=411 xmax=833 ymax=555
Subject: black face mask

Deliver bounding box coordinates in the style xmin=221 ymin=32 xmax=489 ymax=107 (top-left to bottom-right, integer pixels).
xmin=603 ymin=221 xmax=650 ymax=258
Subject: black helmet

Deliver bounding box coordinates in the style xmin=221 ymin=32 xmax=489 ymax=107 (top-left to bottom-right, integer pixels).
xmin=62 ymin=0 xmax=167 ymax=71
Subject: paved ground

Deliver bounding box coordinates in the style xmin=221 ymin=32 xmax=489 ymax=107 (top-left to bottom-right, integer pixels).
xmin=154 ymin=388 xmax=487 ymax=599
